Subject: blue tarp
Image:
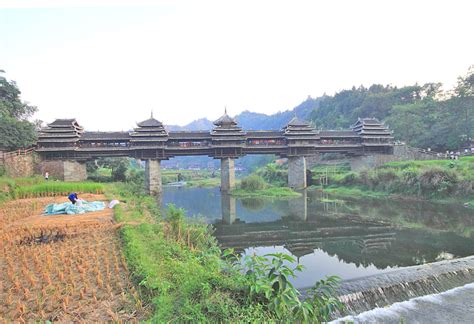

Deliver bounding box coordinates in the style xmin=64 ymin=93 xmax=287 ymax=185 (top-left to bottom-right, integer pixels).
xmin=43 ymin=201 xmax=106 ymax=215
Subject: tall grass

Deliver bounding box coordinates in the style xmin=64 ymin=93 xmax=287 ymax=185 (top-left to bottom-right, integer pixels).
xmin=325 ymin=158 xmax=474 ymax=200
xmin=13 ymin=182 xmax=104 ymax=199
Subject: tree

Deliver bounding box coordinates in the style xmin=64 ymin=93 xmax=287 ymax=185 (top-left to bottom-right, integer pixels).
xmin=454 ymin=65 xmax=474 ymax=98
xmin=92 ymin=157 xmax=129 ymax=182
xmin=0 ymin=70 xmax=38 ymax=150
xmin=308 ymin=68 xmax=473 ymax=151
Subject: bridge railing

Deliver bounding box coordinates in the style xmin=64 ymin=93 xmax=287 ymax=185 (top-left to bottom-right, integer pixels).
xmin=2 ymin=148 xmax=35 ymax=159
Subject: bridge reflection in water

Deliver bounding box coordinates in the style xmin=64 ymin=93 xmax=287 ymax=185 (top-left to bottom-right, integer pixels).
xmin=214 ymin=191 xmax=397 ymax=263
xmin=161 ymin=187 xmax=474 ymax=288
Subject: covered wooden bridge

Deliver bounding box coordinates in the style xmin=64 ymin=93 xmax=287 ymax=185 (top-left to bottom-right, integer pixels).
xmin=36 ymin=112 xmax=394 ymax=194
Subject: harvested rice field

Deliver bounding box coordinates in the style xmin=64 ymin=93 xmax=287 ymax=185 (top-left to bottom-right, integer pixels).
xmin=0 ymin=195 xmax=147 ymax=322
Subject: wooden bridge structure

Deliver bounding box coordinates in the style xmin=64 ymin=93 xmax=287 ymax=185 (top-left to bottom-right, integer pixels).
xmin=35 ymin=111 xmax=394 ymax=194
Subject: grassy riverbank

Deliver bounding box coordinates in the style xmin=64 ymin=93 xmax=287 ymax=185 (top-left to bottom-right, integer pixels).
xmin=232 ymin=187 xmax=301 ymax=198
xmin=162 ymin=169 xmax=215 ymax=185
xmin=105 ymin=184 xmax=260 ymax=322
xmin=105 ymin=182 xmax=342 ymax=322
xmin=231 ymin=174 xmax=300 ymax=198
xmin=313 ymin=157 xmax=474 ymax=207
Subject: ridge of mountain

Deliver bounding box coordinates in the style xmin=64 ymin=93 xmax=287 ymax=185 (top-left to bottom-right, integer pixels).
xmin=165 ymin=96 xmax=322 ymax=131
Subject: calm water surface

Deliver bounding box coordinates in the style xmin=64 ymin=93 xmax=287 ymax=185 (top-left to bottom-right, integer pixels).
xmin=162 ymin=186 xmax=474 ymax=289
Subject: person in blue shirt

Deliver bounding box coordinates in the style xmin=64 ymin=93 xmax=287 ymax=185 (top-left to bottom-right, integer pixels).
xmin=68 ymin=193 xmax=78 ymax=204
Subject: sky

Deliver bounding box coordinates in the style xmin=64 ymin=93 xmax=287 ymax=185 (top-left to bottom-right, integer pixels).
xmin=1 ymin=0 xmax=473 ymax=131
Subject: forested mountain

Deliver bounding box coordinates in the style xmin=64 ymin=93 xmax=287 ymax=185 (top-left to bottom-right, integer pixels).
xmin=168 ymin=67 xmax=472 ymax=152
xmin=310 ymin=67 xmax=473 ymax=151
xmin=235 ymin=96 xmax=322 ymax=130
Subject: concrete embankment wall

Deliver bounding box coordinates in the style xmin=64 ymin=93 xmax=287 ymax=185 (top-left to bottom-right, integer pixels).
xmin=301 ymin=256 xmax=474 ymax=318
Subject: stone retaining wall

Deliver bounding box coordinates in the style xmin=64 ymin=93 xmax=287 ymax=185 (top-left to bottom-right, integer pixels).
xmin=2 ymin=153 xmax=38 ymax=178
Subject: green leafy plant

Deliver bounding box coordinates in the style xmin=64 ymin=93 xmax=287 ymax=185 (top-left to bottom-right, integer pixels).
xmin=230 ymin=251 xmax=344 ymax=322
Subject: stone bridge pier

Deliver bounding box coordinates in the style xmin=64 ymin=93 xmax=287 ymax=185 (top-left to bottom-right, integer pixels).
xmin=144 ymin=159 xmax=162 ymax=195
xmin=288 ymin=156 xmax=307 ymax=189
xmin=220 ymin=157 xmax=236 ymax=192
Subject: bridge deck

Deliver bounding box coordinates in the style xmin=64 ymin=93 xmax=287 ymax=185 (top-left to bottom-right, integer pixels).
xmin=36 ymin=118 xmax=394 ymax=160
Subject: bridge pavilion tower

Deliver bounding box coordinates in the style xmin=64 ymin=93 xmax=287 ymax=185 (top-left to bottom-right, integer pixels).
xmin=283 ymin=117 xmax=318 ymax=189
xmin=36 ymin=119 xmax=88 ymax=181
xmin=351 ymin=118 xmax=394 ymax=154
xmin=130 ymin=116 xmax=168 ymax=195
xmin=211 ymin=110 xmax=246 ymax=191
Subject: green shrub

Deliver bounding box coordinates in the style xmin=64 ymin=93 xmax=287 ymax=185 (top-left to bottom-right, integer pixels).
xmin=240 ymin=175 xmax=266 ymax=191
xmin=125 ymin=169 xmax=146 ymax=196
xmin=255 ymin=163 xmax=288 ymax=187
xmin=375 ymin=169 xmax=398 ymax=183
xmin=112 ymin=160 xmax=128 ymax=181
xmin=419 ymin=167 xmax=458 ymax=196
xmin=87 ymin=174 xmax=113 ymax=182
xmin=228 ymin=251 xmax=344 ymax=322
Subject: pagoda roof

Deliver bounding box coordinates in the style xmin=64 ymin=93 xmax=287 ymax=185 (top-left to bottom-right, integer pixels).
xmin=41 ymin=128 xmax=79 ymax=133
xmin=137 ymin=117 xmax=164 ymax=128
xmin=286 ymin=116 xmax=310 ymax=127
xmin=213 ymin=109 xmax=237 ymax=127
xmin=133 ymin=127 xmax=167 ymax=133
xmin=351 ymin=117 xmax=384 ymax=128
xmin=48 ymin=119 xmax=80 ymax=127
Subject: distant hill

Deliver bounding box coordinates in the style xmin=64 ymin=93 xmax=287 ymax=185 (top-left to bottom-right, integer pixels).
xmin=166 ymin=118 xmax=214 ymax=131
xmin=165 ymin=96 xmax=322 ymax=131
xmin=235 ymin=96 xmax=323 ymax=130
xmin=162 ymin=96 xmax=323 ymax=170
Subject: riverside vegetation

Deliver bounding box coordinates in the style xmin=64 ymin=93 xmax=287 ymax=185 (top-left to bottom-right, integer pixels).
xmin=0 ymin=175 xmax=344 ymax=322
xmin=232 ymin=163 xmax=301 ymax=198
xmin=109 ymin=179 xmax=343 ymax=322
xmin=317 ymin=156 xmax=474 ymax=207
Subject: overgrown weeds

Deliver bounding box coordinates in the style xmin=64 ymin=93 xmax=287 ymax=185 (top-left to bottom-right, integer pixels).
xmin=324 ymin=157 xmax=473 ymax=200
xmin=109 ymin=182 xmax=343 ymax=322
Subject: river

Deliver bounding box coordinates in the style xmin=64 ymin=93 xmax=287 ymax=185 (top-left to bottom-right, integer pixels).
xmin=161 ymin=186 xmax=474 ymax=289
